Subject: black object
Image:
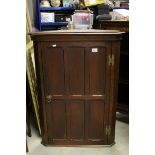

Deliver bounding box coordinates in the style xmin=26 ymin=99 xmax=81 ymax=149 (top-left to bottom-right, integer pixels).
xmin=96 ymin=14 xmax=112 ymax=21
xmin=55 ymin=14 xmax=71 ymax=22
xmin=97 ymin=4 xmax=110 ymax=15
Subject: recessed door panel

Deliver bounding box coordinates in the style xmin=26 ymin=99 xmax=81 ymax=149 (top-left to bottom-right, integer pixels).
xmin=46 ymin=101 xmax=66 ymax=139
xmin=42 ymin=46 xmax=65 ymax=95
xmin=66 ymin=47 xmax=85 ymax=95
xmin=86 ymin=47 xmax=106 ymax=95
xmin=69 ymin=101 xmax=85 ymax=139
xmin=87 ymin=101 xmax=105 ymax=140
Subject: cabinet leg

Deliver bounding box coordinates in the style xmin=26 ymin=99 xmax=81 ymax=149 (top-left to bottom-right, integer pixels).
xmin=26 ymin=138 xmax=28 ymax=152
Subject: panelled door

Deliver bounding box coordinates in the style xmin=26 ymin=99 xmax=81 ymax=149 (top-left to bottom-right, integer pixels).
xmin=41 ymin=41 xmax=111 ymax=145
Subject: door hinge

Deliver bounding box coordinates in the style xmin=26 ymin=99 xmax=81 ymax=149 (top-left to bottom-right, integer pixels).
xmin=105 ymin=125 xmax=111 ymax=136
xmin=108 ymin=54 xmax=114 ymax=66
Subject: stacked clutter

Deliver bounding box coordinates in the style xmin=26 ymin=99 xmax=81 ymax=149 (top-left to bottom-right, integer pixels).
xmin=96 ymin=4 xmax=112 ymax=21
xmin=40 ymin=0 xmax=51 ymax=7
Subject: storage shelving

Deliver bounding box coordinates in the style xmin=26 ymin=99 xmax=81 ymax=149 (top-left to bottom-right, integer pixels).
xmin=40 ymin=6 xmax=74 ymax=11
xmin=36 ymin=0 xmax=74 ymax=30
xmin=41 ymin=22 xmax=68 ymax=26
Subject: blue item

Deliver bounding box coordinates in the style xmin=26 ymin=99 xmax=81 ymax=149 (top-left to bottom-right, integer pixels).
xmin=113 ymin=6 xmax=129 ymax=10
xmin=40 ymin=7 xmax=74 ymax=11
xmin=36 ymin=0 xmax=74 ymax=31
xmin=41 ymin=22 xmax=68 ymax=26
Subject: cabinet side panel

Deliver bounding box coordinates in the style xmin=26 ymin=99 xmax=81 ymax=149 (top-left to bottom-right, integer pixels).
xmin=33 ymin=41 xmax=48 ymax=144
xmin=108 ymin=41 xmax=121 ymax=144
xmin=66 ymin=47 xmax=85 ymax=95
xmin=42 ymin=47 xmax=65 ymax=95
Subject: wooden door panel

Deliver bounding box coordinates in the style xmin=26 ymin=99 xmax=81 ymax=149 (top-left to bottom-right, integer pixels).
xmin=69 ymin=101 xmax=85 ymax=139
xmin=42 ymin=46 xmax=65 ymax=95
xmin=66 ymin=47 xmax=85 ymax=95
xmin=40 ymin=42 xmax=111 ymax=145
xmin=46 ymin=101 xmax=66 ymax=140
xmin=87 ymin=101 xmax=105 ymax=140
xmin=86 ymin=47 xmax=106 ymax=95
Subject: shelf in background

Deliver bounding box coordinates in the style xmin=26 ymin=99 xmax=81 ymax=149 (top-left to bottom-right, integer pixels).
xmin=40 ymin=7 xmax=74 ymax=11
xmin=41 ymin=22 xmax=68 ymax=27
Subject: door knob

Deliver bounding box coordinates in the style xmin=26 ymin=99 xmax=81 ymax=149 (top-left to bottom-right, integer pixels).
xmin=46 ymin=95 xmax=52 ymax=103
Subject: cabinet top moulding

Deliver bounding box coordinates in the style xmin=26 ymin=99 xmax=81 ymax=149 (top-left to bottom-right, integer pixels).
xmin=30 ymin=30 xmax=124 ymax=42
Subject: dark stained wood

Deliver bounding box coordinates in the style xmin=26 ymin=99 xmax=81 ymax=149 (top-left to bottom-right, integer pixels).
xmin=66 ymin=47 xmax=85 ymax=95
xmin=86 ymin=47 xmax=106 ymax=94
xmin=42 ymin=45 xmax=65 ymax=95
xmin=26 ymin=73 xmax=32 ymax=137
xmin=108 ymin=41 xmax=121 ymax=144
xmin=26 ymin=139 xmax=28 ymax=152
xmin=30 ymin=30 xmax=123 ymax=42
xmin=69 ymin=101 xmax=85 ymax=139
xmin=33 ymin=42 xmax=48 ymax=144
xmin=47 ymin=95 xmax=105 ymax=100
xmin=30 ymin=31 xmax=122 ymax=146
xmin=96 ymin=21 xmax=129 ymax=115
xmin=97 ymin=21 xmax=129 ymax=32
xmin=47 ymin=101 xmax=66 ymax=140
xmin=87 ymin=101 xmax=105 ymax=140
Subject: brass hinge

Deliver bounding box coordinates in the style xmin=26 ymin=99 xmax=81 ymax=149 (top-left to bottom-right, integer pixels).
xmin=105 ymin=125 xmax=111 ymax=136
xmin=108 ymin=54 xmax=114 ymax=66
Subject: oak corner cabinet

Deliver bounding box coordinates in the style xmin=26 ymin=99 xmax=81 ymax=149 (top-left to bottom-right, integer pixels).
xmin=30 ymin=30 xmax=123 ymax=146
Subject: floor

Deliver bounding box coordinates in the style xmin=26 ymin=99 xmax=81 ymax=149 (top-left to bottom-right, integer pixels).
xmin=27 ymin=113 xmax=129 ymax=155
